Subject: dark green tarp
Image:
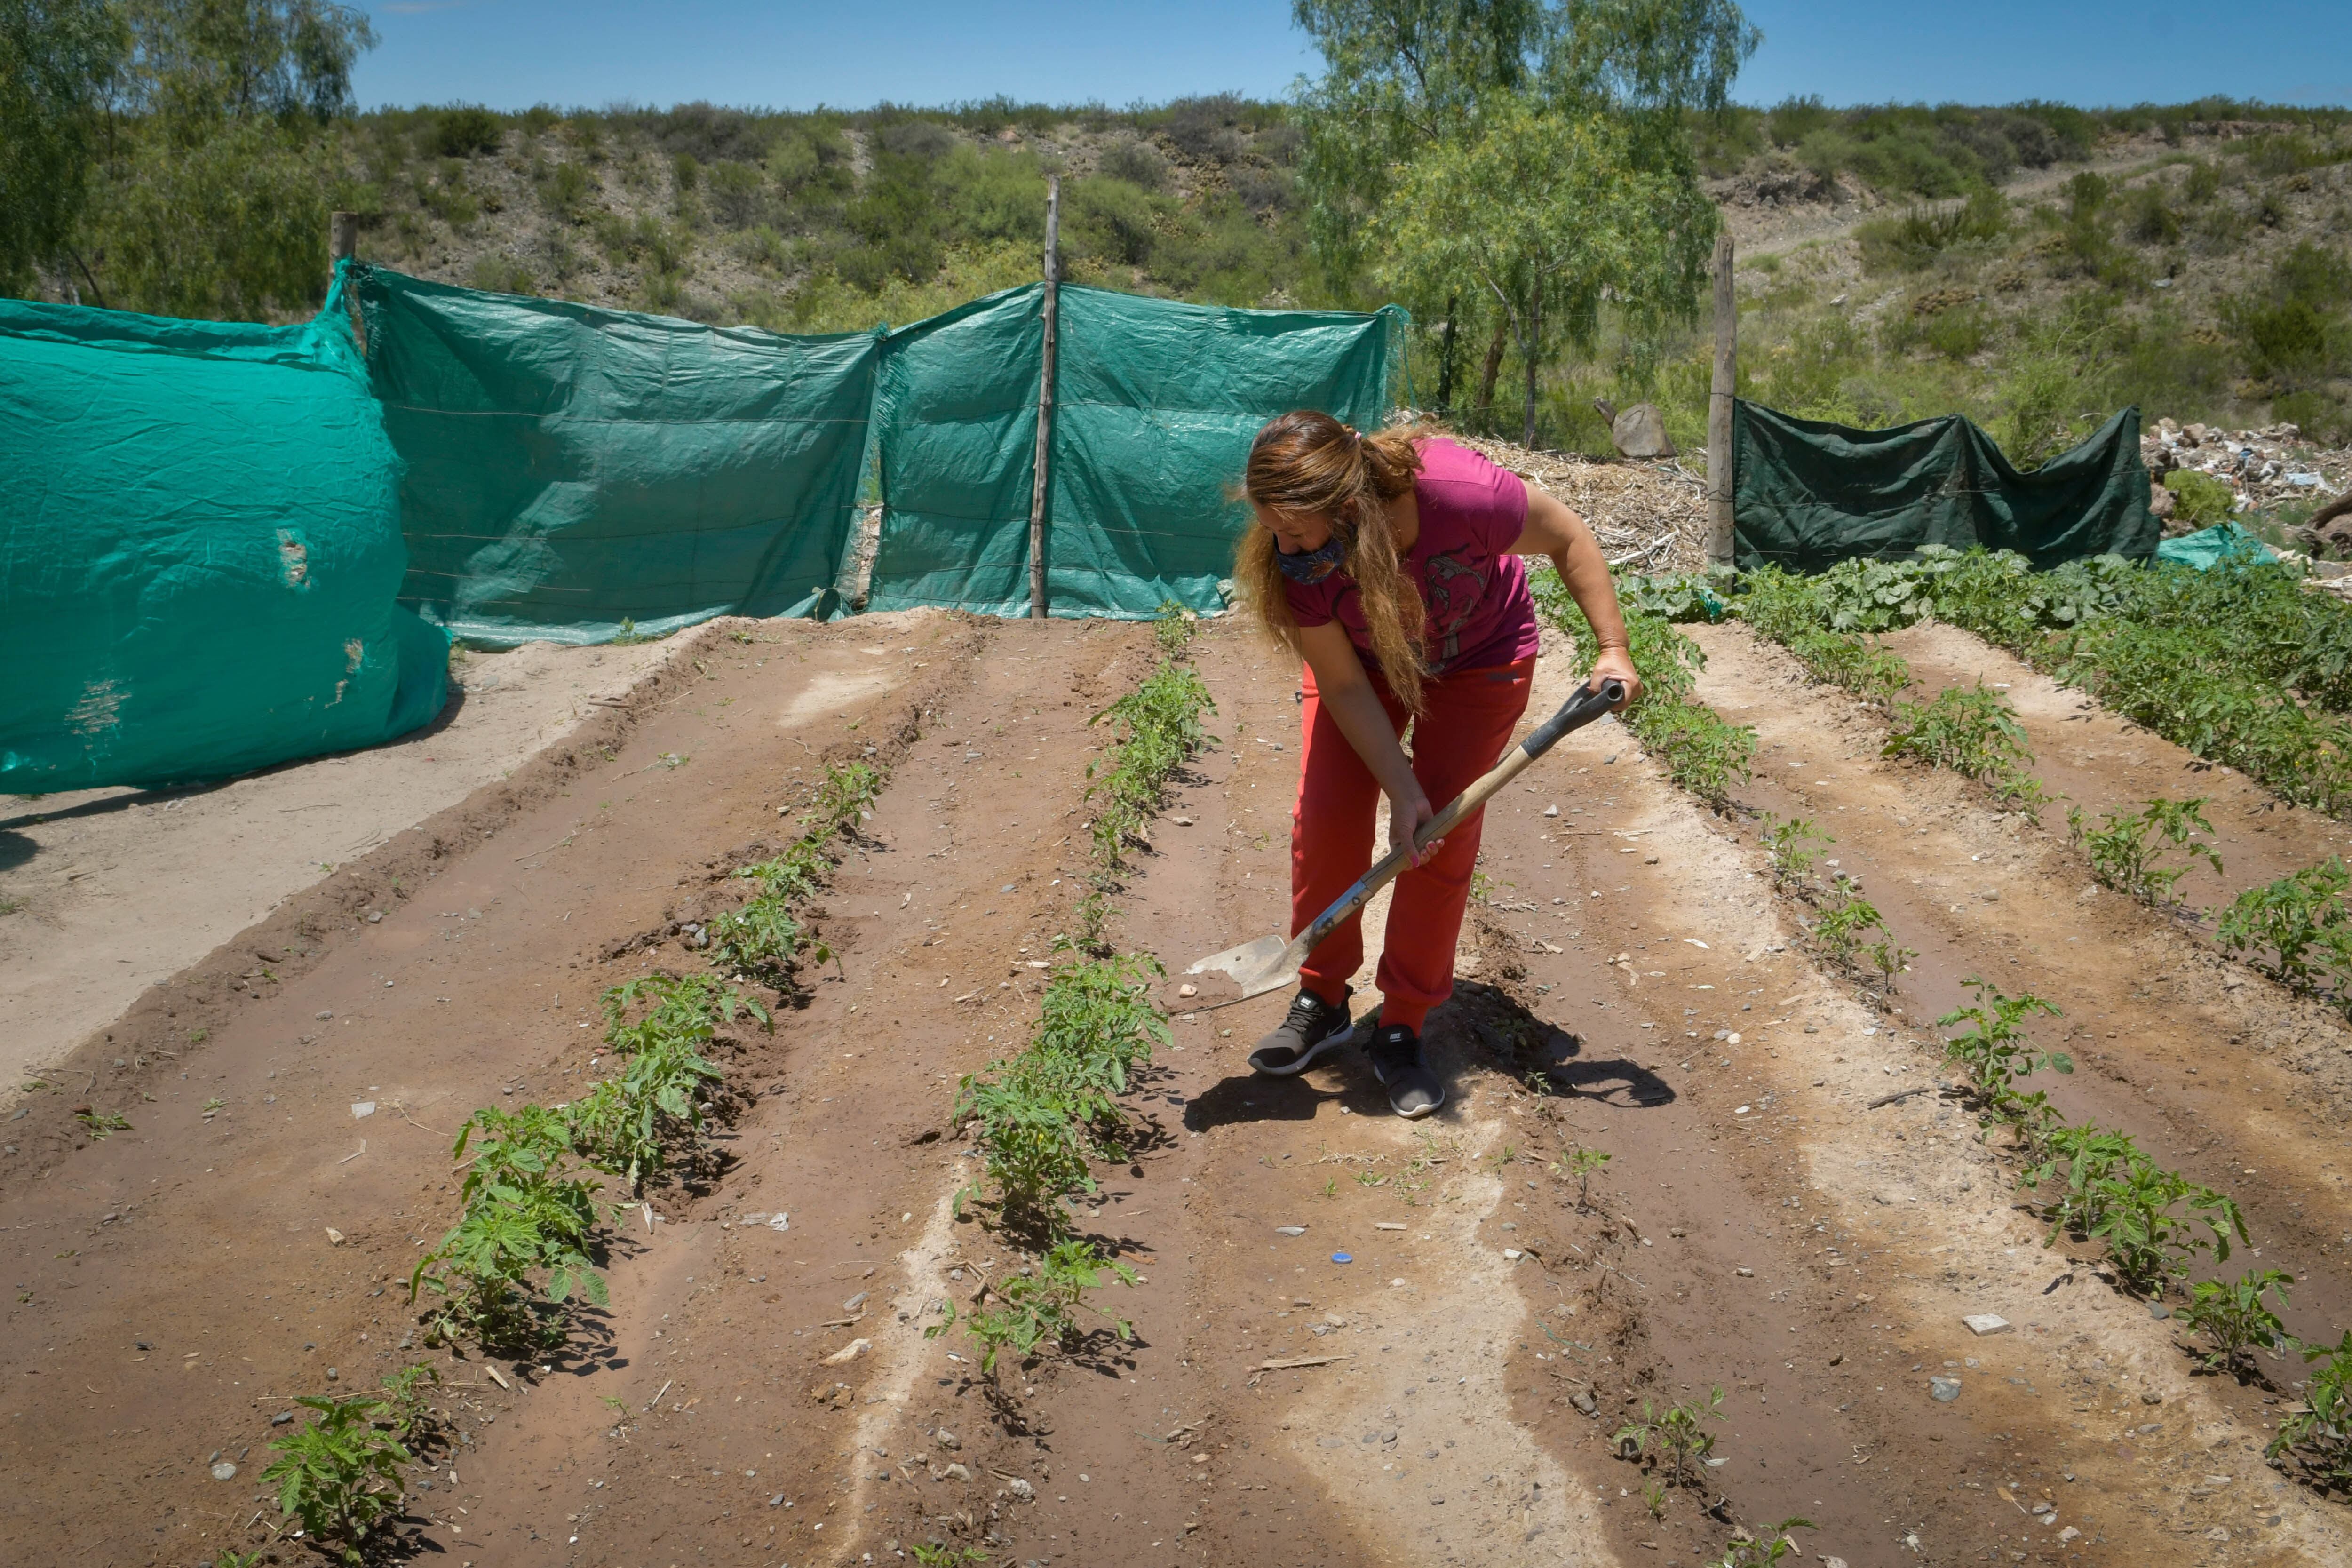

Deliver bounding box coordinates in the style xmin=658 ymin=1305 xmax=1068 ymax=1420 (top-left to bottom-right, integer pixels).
xmin=1733 ymin=399 xmax=2156 ymax=573
xmin=0 ymin=273 xmax=446 ymax=793
xmin=864 ymin=283 xmax=1403 ymax=618
xmin=1047 ymin=287 xmax=1403 ymax=617
xmin=357 ymin=267 xmax=880 ymax=645
xmin=863 ymin=287 xmax=1043 ymax=617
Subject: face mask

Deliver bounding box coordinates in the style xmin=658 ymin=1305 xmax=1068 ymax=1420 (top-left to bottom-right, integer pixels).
xmin=1274 ymin=535 xmax=1347 ymax=585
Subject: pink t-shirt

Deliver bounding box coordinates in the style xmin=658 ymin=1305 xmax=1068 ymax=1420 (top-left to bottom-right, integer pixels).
xmin=1282 ymin=438 xmax=1542 ymax=679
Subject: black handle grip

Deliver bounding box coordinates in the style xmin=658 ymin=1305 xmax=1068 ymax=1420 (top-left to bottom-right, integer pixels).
xmin=1520 ymin=677 xmax=1626 ymax=761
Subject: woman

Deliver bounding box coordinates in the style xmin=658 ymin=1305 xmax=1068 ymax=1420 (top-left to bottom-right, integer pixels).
xmin=1235 ymin=411 xmax=1641 ymax=1118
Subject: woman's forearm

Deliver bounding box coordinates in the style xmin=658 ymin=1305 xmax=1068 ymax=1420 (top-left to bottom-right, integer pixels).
xmin=1552 ymin=525 xmax=1629 ymax=653
xmin=1319 ymin=679 xmax=1418 ymax=801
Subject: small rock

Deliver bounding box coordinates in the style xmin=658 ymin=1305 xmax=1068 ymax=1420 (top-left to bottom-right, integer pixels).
xmin=271 ymin=1410 xmax=294 ymax=1425
xmin=1542 ymin=805 xmax=1559 ymax=818
xmin=1930 ymin=1375 xmax=1961 ymax=1402
xmin=934 ymin=1428 xmax=960 ymax=1450
xmin=1571 ymin=1390 xmax=1598 ymax=1416
xmin=1735 ymin=1267 xmax=1754 ymax=1277
xmin=210 ymin=1461 xmax=237 ymax=1481
xmin=366 ymin=911 xmax=383 ymax=923
xmin=1962 ymin=1313 xmax=2011 ymax=1336
xmin=1275 ymin=1226 xmax=1307 ymax=1236
xmin=1607 ymin=402 xmax=1676 ymax=460
xmin=1171 ymin=816 xmax=1195 ymax=827
xmin=824 ymin=1338 xmax=872 ymax=1365
xmin=1006 ymin=1478 xmax=1035 ymax=1501
xmin=315 ymin=1011 xmax=333 ymax=1020
xmin=325 ymin=1367 xmax=339 ymax=1381
xmin=842 ymin=1291 xmax=868 ymax=1313
xmin=767 ymin=1213 xmax=789 ymax=1232
xmin=1823 ymin=1558 xmax=1851 ymax=1568
xmin=940 ymin=1462 xmax=973 ymax=1482
xmin=325 ymin=1226 xmax=346 ymax=1246
xmin=2141 ymin=1391 xmax=2163 ymax=1405
xmin=2148 ymin=1303 xmax=2171 ymax=1320
xmin=1178 ymin=984 xmax=1198 ymax=998
xmin=2058 ymin=1527 xmax=2080 ymax=1543
xmin=1502 ymin=1248 xmax=1523 ymax=1260
xmin=350 ymin=1101 xmax=375 ymax=1119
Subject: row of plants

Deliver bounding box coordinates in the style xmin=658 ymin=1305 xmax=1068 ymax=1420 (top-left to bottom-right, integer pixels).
xmin=1664 ymin=549 xmax=2352 ymax=815
xmin=1586 ymin=567 xmax=2352 ymax=1499
xmin=1935 ymin=978 xmax=2350 ymax=1495
xmin=1532 ymin=566 xmax=1757 ymax=812
xmin=237 ymin=758 xmax=887 ymax=1563
xmin=932 ymin=613 xmax=1213 ymax=1381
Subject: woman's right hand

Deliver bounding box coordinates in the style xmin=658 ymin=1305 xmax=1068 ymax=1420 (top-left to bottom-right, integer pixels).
xmin=1390 ymin=785 xmax=1440 ymax=867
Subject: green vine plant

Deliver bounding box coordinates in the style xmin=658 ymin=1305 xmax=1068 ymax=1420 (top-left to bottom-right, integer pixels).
xmin=261 ymin=1393 xmax=413 ymax=1564
xmin=408 ymin=1105 xmax=608 ymax=1351
xmin=1938 ymin=979 xmax=2071 ymax=1130
xmin=2218 ymin=857 xmax=2352 ymax=1007
xmin=2270 ymin=1331 xmax=2352 ymax=1494
xmin=1757 ymin=812 xmax=1830 ymax=896
xmin=2177 ymin=1268 xmax=2295 ymax=1378
xmin=2021 ymin=1125 xmax=2247 ymax=1295
xmin=2068 ymin=796 xmax=2223 ymax=907
xmin=927 ymin=1238 xmax=1138 ymax=1374
xmin=1613 ymin=1387 xmax=1726 ymax=1489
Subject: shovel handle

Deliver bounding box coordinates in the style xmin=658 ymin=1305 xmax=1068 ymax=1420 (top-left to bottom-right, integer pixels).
xmin=1280 ymin=677 xmax=1625 ymax=970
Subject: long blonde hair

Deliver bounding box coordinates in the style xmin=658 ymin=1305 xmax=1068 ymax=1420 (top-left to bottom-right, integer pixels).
xmin=1235 ymin=411 xmax=1433 ymax=712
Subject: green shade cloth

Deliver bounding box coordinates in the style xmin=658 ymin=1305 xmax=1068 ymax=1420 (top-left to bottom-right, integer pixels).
xmin=1047 ymin=287 xmax=1404 ymax=617
xmin=356 ymin=266 xmax=881 ymax=645
xmin=865 ymin=282 xmax=1403 ymax=618
xmin=2154 ymin=521 xmax=2279 ymax=569
xmin=0 ymin=273 xmax=446 ymax=793
xmin=1733 ymin=399 xmax=2156 ymax=573
xmin=864 ymin=287 xmax=1043 ymax=617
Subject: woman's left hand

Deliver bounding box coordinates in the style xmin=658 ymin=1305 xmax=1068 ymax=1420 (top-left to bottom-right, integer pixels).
xmin=1589 ymin=644 xmax=1641 ymax=711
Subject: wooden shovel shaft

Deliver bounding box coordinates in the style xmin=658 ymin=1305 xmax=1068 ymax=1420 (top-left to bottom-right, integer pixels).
xmin=1273 ymin=678 xmax=1625 ymax=976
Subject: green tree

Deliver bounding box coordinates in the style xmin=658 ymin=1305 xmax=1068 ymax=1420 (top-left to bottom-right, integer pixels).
xmin=74 ymin=0 xmax=376 ymax=316
xmin=1373 ymin=95 xmax=1713 ymax=443
xmin=1294 ymin=0 xmax=1755 ymax=430
xmin=0 ymin=0 xmax=126 ymax=296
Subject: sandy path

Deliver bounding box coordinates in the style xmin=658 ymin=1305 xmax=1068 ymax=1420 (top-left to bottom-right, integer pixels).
xmin=0 ymin=637 xmax=675 ymax=1093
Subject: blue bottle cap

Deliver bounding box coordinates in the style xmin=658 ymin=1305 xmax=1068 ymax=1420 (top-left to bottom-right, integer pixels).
xmin=1331 ymin=1251 xmax=1352 ymax=1264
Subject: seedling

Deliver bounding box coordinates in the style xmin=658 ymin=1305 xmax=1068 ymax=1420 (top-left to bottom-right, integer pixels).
xmin=410 ymin=1105 xmax=608 ymax=1349
xmin=2269 ymin=1329 xmax=2352 ymax=1491
xmin=1554 ymin=1144 xmax=1610 ymax=1211
xmin=1642 ymin=1478 xmax=1669 ymax=1519
xmin=928 ymin=1239 xmax=1136 ymax=1373
xmin=2021 ymin=1125 xmax=2246 ymax=1291
xmin=912 ymin=1544 xmax=988 ymax=1566
xmin=1865 ymin=937 xmax=1918 ymax=990
xmin=75 ymin=1108 xmax=130 ymax=1138
xmin=1938 ymin=979 xmax=2069 ymax=1106
xmin=378 ymin=1362 xmax=442 ymax=1441
xmin=2178 ymin=1268 xmax=2294 ymax=1376
xmin=1809 ymin=887 xmax=1888 ymax=967
xmin=1614 ymin=1386 xmax=1724 ymax=1488
xmin=262 ymin=1394 xmax=410 ymax=1563
xmin=1757 ymin=813 xmax=1830 ymax=894
xmin=1710 ymin=1520 xmax=1816 ymax=1568
xmin=2069 ymin=797 xmax=2223 ymax=905
xmin=1152 ymin=598 xmax=1198 ymax=659
xmin=2218 ymin=857 xmax=2352 ymax=998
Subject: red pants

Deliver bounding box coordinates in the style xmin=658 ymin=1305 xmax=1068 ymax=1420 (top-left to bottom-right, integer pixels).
xmin=1291 ymin=657 xmax=1535 ymax=1033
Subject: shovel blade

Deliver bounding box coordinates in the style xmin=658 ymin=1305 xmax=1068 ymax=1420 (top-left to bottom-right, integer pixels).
xmin=1185 ymin=934 xmax=1297 ymax=1000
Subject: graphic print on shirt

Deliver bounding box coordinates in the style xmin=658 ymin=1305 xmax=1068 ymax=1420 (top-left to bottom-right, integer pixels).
xmin=1420 ymin=550 xmax=1489 ymax=674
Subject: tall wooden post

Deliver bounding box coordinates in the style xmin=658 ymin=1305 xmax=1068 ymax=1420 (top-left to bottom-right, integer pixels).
xmin=1706 ymin=231 xmax=1737 ymax=566
xmin=1027 ymin=176 xmax=1061 ymax=621
xmin=330 ymin=211 xmax=358 ymax=265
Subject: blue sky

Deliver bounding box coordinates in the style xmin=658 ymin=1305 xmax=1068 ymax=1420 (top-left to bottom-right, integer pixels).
xmin=352 ymin=0 xmax=2352 ymax=112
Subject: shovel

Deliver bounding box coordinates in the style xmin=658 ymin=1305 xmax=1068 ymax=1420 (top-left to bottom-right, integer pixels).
xmin=1188 ymin=677 xmax=1626 ymax=999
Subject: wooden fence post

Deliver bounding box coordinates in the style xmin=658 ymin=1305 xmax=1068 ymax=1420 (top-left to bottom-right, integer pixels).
xmin=1707 ymin=231 xmax=1737 ymax=566
xmin=330 ymin=211 xmax=358 ymax=266
xmin=1027 ymin=175 xmax=1061 ymax=621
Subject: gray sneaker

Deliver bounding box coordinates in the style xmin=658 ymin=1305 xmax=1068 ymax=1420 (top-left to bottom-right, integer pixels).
xmin=1365 ymin=1022 xmax=1444 ymax=1118
xmin=1248 ymin=987 xmax=1356 ymax=1076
